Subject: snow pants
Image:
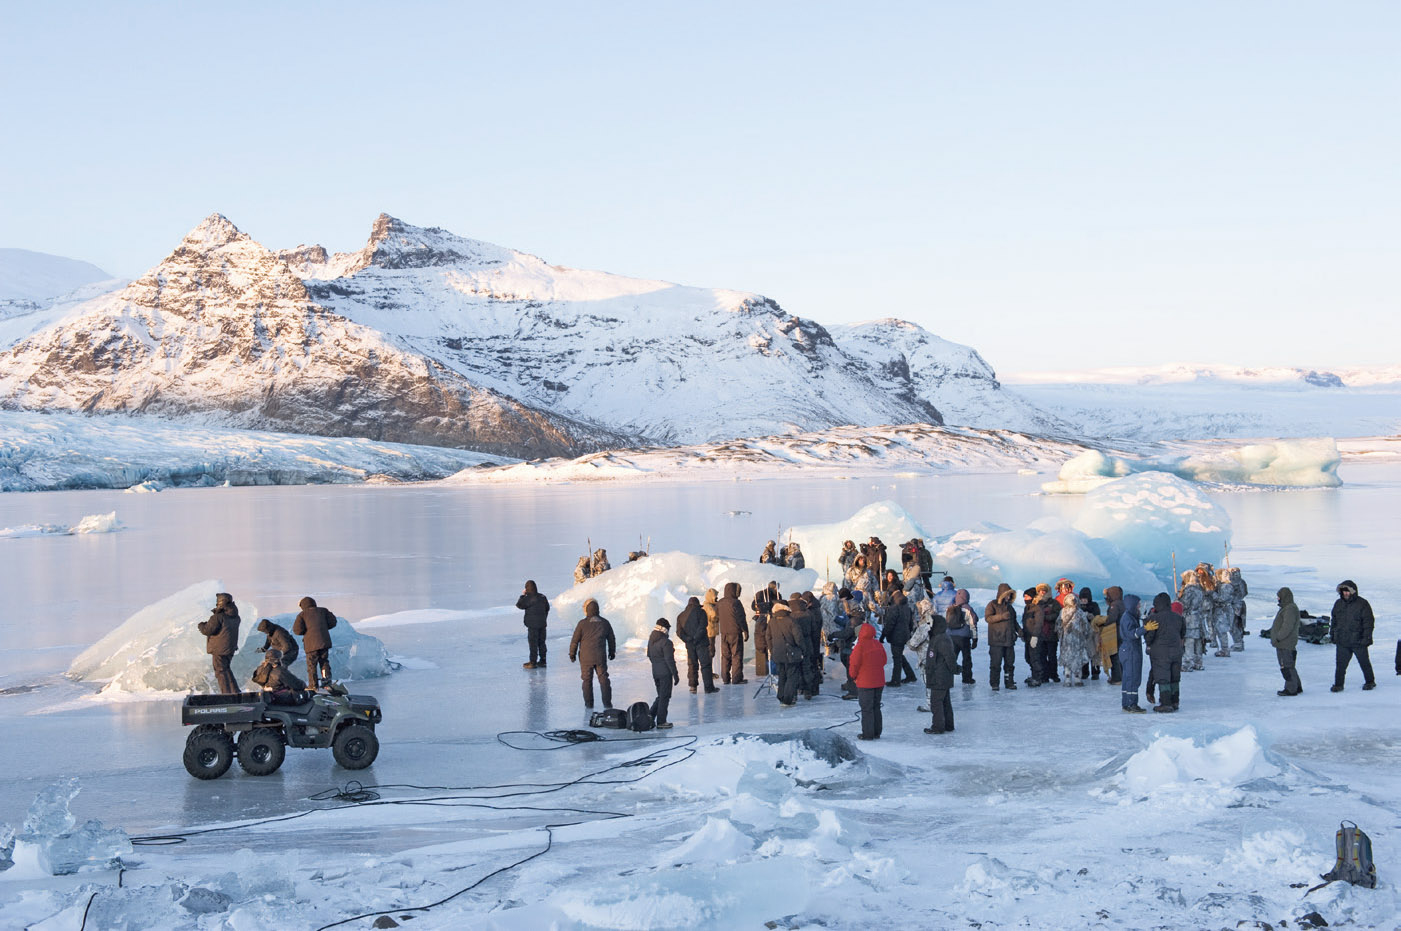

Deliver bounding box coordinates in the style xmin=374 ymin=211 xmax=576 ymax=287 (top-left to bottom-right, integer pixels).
xmin=651 ymin=674 xmax=673 ymax=726
xmin=306 ymin=648 xmax=332 ymax=688
xmin=685 ymin=642 xmax=714 ymax=691
xmin=1276 ymin=647 xmax=1301 ymax=695
xmin=1119 ymin=644 xmax=1142 ymax=709
xmin=887 ymin=637 xmax=916 ymax=685
xmin=721 ymin=635 xmax=745 ymax=684
xmin=988 ymin=644 xmax=1015 ymax=685
xmin=1039 ymin=638 xmax=1059 ymax=681
xmin=927 ymin=687 xmax=954 ymax=733
xmin=211 ymin=654 xmax=239 ymax=694
xmin=951 ymin=635 xmax=974 ymax=683
xmin=1334 ymin=643 xmax=1375 ymax=688
xmin=776 ymin=661 xmax=802 ymax=705
xmin=1184 ymin=637 xmax=1205 ymax=670
xmin=580 ymin=661 xmax=612 ymax=708
xmin=857 ymin=686 xmax=883 ymax=739
xmin=753 ymin=618 xmax=770 ymax=679
xmin=527 ymin=627 xmax=547 ymax=666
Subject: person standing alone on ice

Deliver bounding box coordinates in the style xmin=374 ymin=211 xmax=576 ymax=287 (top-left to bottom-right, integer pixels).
xmin=517 ymin=580 xmax=550 ymax=669
xmin=569 ymin=598 xmax=616 ymax=709
xmin=198 ymin=592 xmax=241 ymax=694
xmin=847 ymin=621 xmax=887 ymax=740
xmin=647 ymin=619 xmax=679 ymax=728
xmin=1330 ymin=580 xmax=1376 ymax=692
xmin=1269 ymin=587 xmax=1302 ymax=696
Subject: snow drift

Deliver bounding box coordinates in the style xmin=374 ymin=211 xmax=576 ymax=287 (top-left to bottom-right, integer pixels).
xmin=66 ymin=580 xmax=392 ymax=694
xmin=555 ymin=552 xmax=819 ymax=641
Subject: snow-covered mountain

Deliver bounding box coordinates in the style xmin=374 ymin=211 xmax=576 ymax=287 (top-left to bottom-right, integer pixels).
xmin=0 ymin=247 xmax=126 ymax=346
xmin=0 ymin=217 xmax=615 ymax=458
xmin=828 ymin=319 xmax=1074 ymax=436
xmin=296 ymin=214 xmax=948 ymax=444
xmin=1006 ymin=364 xmax=1401 ymax=441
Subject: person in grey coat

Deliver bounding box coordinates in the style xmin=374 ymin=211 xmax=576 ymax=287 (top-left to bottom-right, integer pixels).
xmin=569 ymin=598 xmax=617 ymax=709
xmin=768 ymin=604 xmax=806 ymax=706
xmin=1118 ymin=593 xmax=1146 ymax=712
xmin=1269 ymin=587 xmax=1302 ymax=696
xmin=1330 ymin=579 xmax=1376 ymax=692
xmin=647 ymin=619 xmax=680 ymax=728
xmin=922 ymin=612 xmax=958 ymax=734
xmin=1145 ymin=593 xmax=1186 ymax=713
xmin=198 ymin=592 xmax=241 ymax=694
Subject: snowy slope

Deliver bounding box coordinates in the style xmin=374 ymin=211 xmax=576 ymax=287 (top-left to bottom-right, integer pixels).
xmin=0 ymin=217 xmax=622 ymax=459
xmin=1007 ymin=365 xmax=1401 ymax=441
xmin=829 ymin=318 xmax=1075 ymax=434
xmin=302 ymin=215 xmax=946 ymax=444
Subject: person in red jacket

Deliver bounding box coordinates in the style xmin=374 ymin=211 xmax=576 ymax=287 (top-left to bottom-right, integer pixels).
xmin=847 ymin=623 xmax=888 ymax=741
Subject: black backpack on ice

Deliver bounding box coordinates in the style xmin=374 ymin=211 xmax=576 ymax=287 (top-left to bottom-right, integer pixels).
xmin=1310 ymin=820 xmax=1377 ymax=892
xmin=627 ymin=701 xmax=655 ymax=732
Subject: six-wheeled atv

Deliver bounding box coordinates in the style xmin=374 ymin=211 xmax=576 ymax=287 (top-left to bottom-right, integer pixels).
xmin=181 ymin=686 xmax=382 ymax=779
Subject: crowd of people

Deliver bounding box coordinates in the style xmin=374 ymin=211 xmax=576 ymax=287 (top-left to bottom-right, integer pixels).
xmin=525 ymin=537 xmax=1383 ymax=741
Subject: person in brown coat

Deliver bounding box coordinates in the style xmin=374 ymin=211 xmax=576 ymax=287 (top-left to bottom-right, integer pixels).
xmin=568 ymin=598 xmax=617 ymax=709
xmin=716 ymin=582 xmax=750 ymax=684
xmin=292 ymin=595 xmax=338 ymax=688
xmin=198 ymin=592 xmax=241 ymax=694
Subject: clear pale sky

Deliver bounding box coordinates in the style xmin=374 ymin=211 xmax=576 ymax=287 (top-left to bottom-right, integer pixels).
xmin=2 ymin=2 xmax=1396 ymax=375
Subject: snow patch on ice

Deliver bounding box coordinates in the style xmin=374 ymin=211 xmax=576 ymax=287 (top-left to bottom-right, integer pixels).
xmin=555 ymin=552 xmax=818 ymax=641
xmin=1122 ymin=727 xmax=1277 ymax=795
xmin=0 ymin=511 xmax=120 ymax=538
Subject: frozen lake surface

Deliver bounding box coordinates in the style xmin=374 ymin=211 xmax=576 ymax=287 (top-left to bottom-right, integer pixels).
xmin=1 ymin=465 xmax=1398 ymax=929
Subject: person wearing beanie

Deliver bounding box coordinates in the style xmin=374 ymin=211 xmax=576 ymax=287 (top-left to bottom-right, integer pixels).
xmin=647 ymin=618 xmax=680 ymax=727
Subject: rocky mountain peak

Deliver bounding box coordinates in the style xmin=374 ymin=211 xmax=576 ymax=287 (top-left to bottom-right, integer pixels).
xmin=179 ymin=213 xmax=248 ymax=250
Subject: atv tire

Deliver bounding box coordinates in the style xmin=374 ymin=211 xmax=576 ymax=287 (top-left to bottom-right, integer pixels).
xmin=332 ymin=724 xmax=379 ymax=770
xmin=237 ymin=728 xmax=286 ymax=776
xmin=184 ymin=728 xmax=235 ymax=780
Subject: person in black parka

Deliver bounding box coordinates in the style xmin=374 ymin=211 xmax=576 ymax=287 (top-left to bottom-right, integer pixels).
xmin=255 ymin=618 xmax=298 ymax=666
xmin=198 ymin=592 xmax=241 ymax=694
xmin=569 ymin=598 xmax=617 ymax=709
xmin=517 ymin=580 xmax=551 ymax=669
xmin=880 ymin=590 xmax=917 ymax=687
xmin=647 ymin=619 xmax=680 ymax=728
xmin=677 ymin=596 xmax=716 ymax=693
xmin=1144 ymin=592 xmax=1186 ymax=712
xmin=1330 ymin=579 xmax=1377 ymax=691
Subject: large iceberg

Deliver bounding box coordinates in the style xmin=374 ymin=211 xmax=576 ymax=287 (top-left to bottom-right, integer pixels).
xmin=66 ymin=580 xmax=392 ymax=694
xmin=555 ymin=552 xmax=819 ymax=641
xmin=1042 ymin=438 xmax=1342 ymax=493
xmin=785 ymin=501 xmax=932 ymax=583
xmin=933 ymin=517 xmax=1162 ymax=597
xmin=1071 ymin=472 xmax=1231 ymax=583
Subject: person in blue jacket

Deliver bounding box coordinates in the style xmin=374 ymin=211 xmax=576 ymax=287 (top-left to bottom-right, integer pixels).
xmin=1118 ymin=592 xmax=1146 ymax=713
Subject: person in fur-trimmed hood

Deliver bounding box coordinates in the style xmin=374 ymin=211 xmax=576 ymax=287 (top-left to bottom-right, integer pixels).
xmin=1058 ymin=596 xmax=1092 ymax=686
